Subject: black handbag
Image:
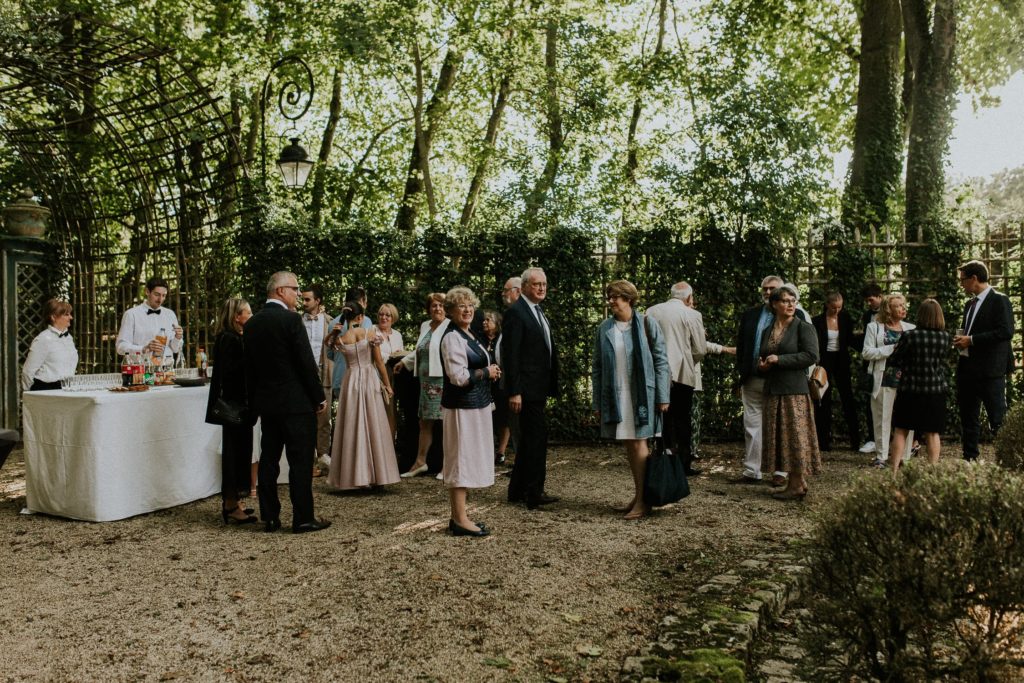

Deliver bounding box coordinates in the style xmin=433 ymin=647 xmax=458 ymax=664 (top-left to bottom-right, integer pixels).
xmin=212 ymin=396 xmax=247 ymax=426
xmin=643 ymin=433 xmax=690 ymax=507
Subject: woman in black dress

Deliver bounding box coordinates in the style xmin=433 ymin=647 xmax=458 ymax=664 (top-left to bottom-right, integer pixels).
xmin=481 ymin=310 xmax=511 ymax=465
xmin=888 ymin=299 xmax=953 ymax=472
xmin=205 ymin=298 xmax=257 ymax=525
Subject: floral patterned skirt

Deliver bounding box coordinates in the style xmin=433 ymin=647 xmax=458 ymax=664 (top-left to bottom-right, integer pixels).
xmin=761 ymin=393 xmax=822 ymax=476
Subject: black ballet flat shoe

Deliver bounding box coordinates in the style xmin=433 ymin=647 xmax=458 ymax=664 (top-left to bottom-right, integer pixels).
xmin=222 ymin=508 xmax=258 ymax=525
xmin=264 ymin=518 xmax=281 ymax=533
xmin=448 ymin=520 xmax=490 ymax=537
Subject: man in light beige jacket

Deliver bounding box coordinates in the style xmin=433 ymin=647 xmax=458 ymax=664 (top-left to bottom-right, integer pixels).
xmin=645 ymin=282 xmax=707 ymax=475
xmin=300 ymin=285 xmax=334 ymax=474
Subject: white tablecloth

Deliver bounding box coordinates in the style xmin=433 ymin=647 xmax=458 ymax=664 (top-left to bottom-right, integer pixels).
xmin=22 ymin=386 xmax=222 ymax=521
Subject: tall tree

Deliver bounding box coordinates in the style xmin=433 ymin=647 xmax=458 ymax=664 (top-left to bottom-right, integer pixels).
xmin=621 ymin=0 xmax=669 ymax=230
xmin=523 ymin=17 xmax=564 ymax=229
xmin=842 ymin=0 xmax=904 ymax=241
xmin=395 ymin=46 xmax=463 ymax=232
xmin=902 ymin=0 xmax=958 ymax=243
xmin=310 ymin=68 xmax=343 ymax=231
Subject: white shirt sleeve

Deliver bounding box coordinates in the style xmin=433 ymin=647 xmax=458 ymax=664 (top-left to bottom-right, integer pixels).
xmin=116 ymin=307 xmax=141 ymax=355
xmin=441 ymin=332 xmax=472 ymax=387
xmin=21 ymin=333 xmax=49 ymax=390
xmin=166 ymin=310 xmax=182 ymax=354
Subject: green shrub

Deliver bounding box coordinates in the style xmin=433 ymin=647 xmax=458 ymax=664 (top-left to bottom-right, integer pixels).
xmin=808 ymin=460 xmax=1024 ymax=681
xmin=994 ymin=403 xmax=1024 ymax=472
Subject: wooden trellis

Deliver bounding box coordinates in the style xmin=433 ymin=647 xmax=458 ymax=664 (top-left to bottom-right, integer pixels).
xmin=0 ymin=16 xmax=256 ymax=381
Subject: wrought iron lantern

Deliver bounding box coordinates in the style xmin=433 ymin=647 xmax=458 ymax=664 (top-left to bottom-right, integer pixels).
xmin=276 ymin=137 xmax=314 ymax=189
xmin=261 ymin=56 xmax=315 ymax=190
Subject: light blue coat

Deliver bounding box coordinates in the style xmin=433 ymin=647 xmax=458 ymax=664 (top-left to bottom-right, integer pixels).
xmin=591 ymin=313 xmax=671 ymax=439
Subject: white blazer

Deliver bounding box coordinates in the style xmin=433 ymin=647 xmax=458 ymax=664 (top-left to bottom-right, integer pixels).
xmin=861 ymin=320 xmax=916 ymax=398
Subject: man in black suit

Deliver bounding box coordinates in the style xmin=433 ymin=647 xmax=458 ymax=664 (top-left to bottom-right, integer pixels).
xmin=503 ymin=267 xmax=559 ymax=509
xmin=244 ymin=271 xmax=331 ymax=533
xmin=731 ymin=275 xmax=783 ymax=484
xmin=953 ymin=260 xmax=1016 ymax=461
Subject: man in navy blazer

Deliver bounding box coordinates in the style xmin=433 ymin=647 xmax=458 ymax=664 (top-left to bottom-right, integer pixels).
xmin=953 ymin=260 xmax=1016 ymax=461
xmin=244 ymin=271 xmax=331 ymax=533
xmin=502 ymin=267 xmax=560 ymax=509
xmin=731 ymin=275 xmax=783 ymax=483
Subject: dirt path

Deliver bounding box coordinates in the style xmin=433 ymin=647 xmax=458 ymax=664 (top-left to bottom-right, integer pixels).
xmin=0 ymin=442 xmax=899 ymax=682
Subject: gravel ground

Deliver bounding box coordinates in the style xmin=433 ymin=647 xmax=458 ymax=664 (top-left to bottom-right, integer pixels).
xmin=0 ymin=440 xmax=947 ymax=682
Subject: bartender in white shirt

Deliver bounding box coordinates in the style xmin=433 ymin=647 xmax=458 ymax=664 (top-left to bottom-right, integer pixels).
xmin=22 ymin=299 xmax=79 ymax=391
xmin=115 ymin=277 xmax=183 ymax=362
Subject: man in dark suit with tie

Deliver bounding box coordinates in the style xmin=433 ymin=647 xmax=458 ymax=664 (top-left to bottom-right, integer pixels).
xmin=244 ymin=271 xmax=331 ymax=533
xmin=502 ymin=267 xmax=559 ymax=509
xmin=953 ymin=260 xmax=1015 ymax=461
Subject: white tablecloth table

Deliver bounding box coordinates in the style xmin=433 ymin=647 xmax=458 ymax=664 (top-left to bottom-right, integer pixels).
xmin=22 ymin=386 xmax=222 ymax=521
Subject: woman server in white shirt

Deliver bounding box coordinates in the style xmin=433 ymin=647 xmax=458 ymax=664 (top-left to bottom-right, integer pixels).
xmin=22 ymin=299 xmax=78 ymax=391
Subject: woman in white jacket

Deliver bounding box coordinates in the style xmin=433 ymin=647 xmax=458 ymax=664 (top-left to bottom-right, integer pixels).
xmin=861 ymin=293 xmax=915 ymax=466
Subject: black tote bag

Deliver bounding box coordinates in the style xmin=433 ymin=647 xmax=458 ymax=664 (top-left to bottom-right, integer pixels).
xmin=643 ymin=417 xmax=690 ymax=507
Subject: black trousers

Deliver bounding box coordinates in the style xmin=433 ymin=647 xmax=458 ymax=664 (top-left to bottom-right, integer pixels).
xmin=663 ymin=382 xmax=695 ymax=467
xmin=221 ymin=423 xmax=253 ymax=505
xmin=257 ymin=412 xmax=317 ymax=528
xmin=29 ymin=379 xmax=61 ymax=391
xmin=957 ymin=374 xmax=1007 ymax=460
xmin=814 ymin=351 xmax=860 ymax=450
xmin=508 ymin=399 xmax=548 ymax=499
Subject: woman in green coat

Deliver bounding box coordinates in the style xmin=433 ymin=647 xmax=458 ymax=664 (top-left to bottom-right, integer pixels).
xmin=591 ymin=280 xmax=671 ymax=520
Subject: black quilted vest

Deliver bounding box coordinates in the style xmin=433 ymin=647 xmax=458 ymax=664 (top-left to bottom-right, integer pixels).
xmin=440 ymin=326 xmax=493 ymax=410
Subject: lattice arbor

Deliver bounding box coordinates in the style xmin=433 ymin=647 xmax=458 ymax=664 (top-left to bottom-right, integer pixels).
xmin=782 ymin=219 xmax=1024 ymax=363
xmin=0 ymin=17 xmax=255 ymax=381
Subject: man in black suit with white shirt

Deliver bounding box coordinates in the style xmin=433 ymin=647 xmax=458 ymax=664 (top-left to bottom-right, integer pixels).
xmin=503 ymin=267 xmax=560 ymax=509
xmin=953 ymin=260 xmax=1015 ymax=461
xmin=244 ymin=271 xmax=331 ymax=533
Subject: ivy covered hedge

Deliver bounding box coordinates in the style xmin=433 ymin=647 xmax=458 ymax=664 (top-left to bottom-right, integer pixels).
xmin=232 ymin=211 xmax=1015 ymax=442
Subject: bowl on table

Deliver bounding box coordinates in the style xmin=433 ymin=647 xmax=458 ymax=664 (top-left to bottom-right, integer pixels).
xmin=172 ymin=377 xmax=207 ymax=388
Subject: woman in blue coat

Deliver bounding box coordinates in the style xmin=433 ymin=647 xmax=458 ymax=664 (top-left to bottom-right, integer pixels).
xmin=592 ymin=280 xmax=671 ymax=520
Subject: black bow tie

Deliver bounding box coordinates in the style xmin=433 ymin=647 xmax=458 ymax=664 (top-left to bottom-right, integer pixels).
xmin=58 ymin=331 xmax=69 ymax=338
xmin=147 ymin=308 xmax=161 ymax=315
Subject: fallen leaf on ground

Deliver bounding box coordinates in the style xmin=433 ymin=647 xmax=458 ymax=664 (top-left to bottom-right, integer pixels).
xmin=561 ymin=613 xmax=583 ymax=624
xmin=575 ymin=645 xmax=602 ymax=658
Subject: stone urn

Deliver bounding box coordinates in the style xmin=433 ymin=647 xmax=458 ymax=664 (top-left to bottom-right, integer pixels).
xmin=3 ymin=189 xmax=50 ymax=238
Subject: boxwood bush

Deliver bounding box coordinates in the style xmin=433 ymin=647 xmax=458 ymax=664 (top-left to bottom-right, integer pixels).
xmin=994 ymin=403 xmax=1024 ymax=472
xmin=808 ymin=460 xmax=1024 ymax=681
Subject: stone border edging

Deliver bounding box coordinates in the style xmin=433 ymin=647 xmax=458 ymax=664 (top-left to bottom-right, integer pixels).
xmin=621 ymin=551 xmax=809 ymax=682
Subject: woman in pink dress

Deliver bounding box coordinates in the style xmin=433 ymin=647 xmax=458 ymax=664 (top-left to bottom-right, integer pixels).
xmin=327 ymin=301 xmax=401 ymax=490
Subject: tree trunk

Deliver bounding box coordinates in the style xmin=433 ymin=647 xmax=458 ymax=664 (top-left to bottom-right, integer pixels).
xmin=311 ymin=69 xmax=343 ymax=231
xmin=524 ymin=19 xmax=563 ymax=230
xmin=621 ymin=0 xmax=669 ymax=230
xmin=902 ymin=0 xmax=957 ymax=243
xmin=460 ymin=75 xmax=512 ymax=229
xmin=395 ymin=47 xmax=463 ymax=232
xmin=339 ymin=116 xmax=411 ymax=223
xmin=841 ymin=0 xmax=903 ymax=241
